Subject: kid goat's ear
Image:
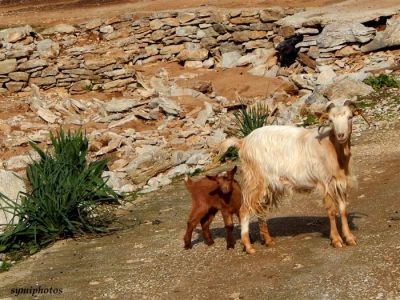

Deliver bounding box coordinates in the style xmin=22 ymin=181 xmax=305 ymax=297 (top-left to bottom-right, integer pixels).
xmin=230 ymin=166 xmax=238 ymax=177
xmin=206 ymin=175 xmax=216 ymax=181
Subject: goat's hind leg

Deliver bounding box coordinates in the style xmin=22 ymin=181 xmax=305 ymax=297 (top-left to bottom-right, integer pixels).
xmin=240 ymin=205 xmax=255 ymax=254
xmin=184 ymin=206 xmax=208 ymax=249
xmin=258 ymin=218 xmax=275 ymax=247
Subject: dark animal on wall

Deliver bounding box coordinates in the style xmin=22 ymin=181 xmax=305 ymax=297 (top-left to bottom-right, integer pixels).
xmin=276 ymin=34 xmax=303 ymax=67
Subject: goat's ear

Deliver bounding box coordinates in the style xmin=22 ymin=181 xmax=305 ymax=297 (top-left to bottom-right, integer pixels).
xmin=352 ymin=108 xmax=362 ymax=116
xmin=206 ymin=175 xmax=216 ymax=181
xmin=315 ymin=111 xmax=328 ymax=123
xmin=344 ymin=99 xmax=356 ymax=108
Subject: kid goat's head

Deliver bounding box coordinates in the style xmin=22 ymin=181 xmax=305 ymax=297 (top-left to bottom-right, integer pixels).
xmin=206 ymin=166 xmax=237 ymax=194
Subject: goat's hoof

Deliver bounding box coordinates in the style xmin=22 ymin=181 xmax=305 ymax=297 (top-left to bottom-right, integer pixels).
xmin=184 ymin=244 xmax=192 ymax=250
xmin=345 ymin=238 xmax=357 ymax=246
xmin=243 ymin=246 xmax=256 ymax=254
xmin=331 ymin=239 xmax=344 ymax=248
xmin=205 ymin=240 xmax=215 ymax=246
xmin=265 ymin=239 xmax=276 ymax=247
xmin=227 ymin=243 xmax=235 ymax=250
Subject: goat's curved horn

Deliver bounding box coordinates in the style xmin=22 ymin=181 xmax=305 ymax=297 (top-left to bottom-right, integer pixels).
xmin=326 ymin=102 xmax=335 ymax=112
xmin=360 ymin=112 xmax=371 ymax=127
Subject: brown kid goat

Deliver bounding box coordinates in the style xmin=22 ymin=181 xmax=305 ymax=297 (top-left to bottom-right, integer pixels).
xmin=183 ymin=166 xmax=241 ymax=249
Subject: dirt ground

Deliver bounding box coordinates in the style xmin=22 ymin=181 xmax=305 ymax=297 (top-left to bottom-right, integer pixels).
xmin=1 ymin=0 xmax=400 ymax=27
xmin=0 ymin=120 xmax=399 ymax=299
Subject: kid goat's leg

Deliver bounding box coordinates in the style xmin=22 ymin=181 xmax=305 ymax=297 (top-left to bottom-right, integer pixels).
xmin=184 ymin=205 xmax=208 ymax=249
xmin=221 ymin=209 xmax=235 ymax=249
xmin=200 ymin=208 xmax=218 ymax=246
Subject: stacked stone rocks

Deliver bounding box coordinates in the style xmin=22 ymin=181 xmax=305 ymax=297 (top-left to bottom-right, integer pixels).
xmin=0 ymin=8 xmax=399 ymax=95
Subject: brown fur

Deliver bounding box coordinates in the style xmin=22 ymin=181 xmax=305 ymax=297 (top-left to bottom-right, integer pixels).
xmin=183 ymin=166 xmax=242 ymax=249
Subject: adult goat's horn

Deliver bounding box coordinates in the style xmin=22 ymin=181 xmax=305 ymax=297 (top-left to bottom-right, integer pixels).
xmin=360 ymin=112 xmax=371 ymax=127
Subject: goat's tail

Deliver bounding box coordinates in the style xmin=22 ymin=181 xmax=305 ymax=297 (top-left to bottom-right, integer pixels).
xmin=218 ymin=137 xmax=243 ymax=156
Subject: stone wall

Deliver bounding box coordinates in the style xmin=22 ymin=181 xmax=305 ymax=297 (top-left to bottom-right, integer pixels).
xmin=0 ymin=8 xmax=399 ymax=95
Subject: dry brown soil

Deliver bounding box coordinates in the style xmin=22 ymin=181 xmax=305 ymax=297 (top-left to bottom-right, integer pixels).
xmin=1 ymin=0 xmax=399 ymax=27
xmin=0 ymin=121 xmax=399 ymax=299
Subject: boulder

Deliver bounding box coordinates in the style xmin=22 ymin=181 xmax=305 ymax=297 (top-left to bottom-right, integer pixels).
xmin=221 ymin=51 xmax=242 ymax=68
xmin=260 ymin=8 xmax=286 ymax=22
xmin=18 ymin=59 xmax=48 ymax=71
xmin=176 ymin=26 xmax=198 ymax=37
xmin=0 ymin=25 xmax=33 ymax=43
xmin=126 ymin=147 xmax=173 ymax=184
xmin=42 ymin=24 xmax=76 ymax=35
xmin=322 ymin=77 xmax=374 ymax=101
xmin=232 ymin=31 xmax=267 ymax=42
xmin=0 ymin=59 xmax=17 ymax=75
xmin=361 ymin=20 xmax=400 ymax=52
xmin=8 ymin=72 xmax=29 ymax=82
xmin=5 ymin=82 xmax=25 ymax=93
xmin=69 ymin=80 xmax=92 ymax=94
xmin=177 ymin=49 xmax=209 ymax=61
xmin=160 ymin=44 xmax=185 ymax=55
xmin=149 ymin=97 xmax=181 ymax=115
xmin=184 ymin=61 xmax=203 ymax=69
xmin=194 ymin=102 xmax=214 ymax=126
xmin=84 ymin=57 xmax=116 ymax=70
xmin=29 ymin=77 xmax=56 ymax=87
xmin=0 ymin=170 xmax=26 ymax=232
xmin=316 ymin=66 xmax=337 ymax=86
xmin=85 ymin=18 xmax=103 ymax=30
xmin=37 ymin=39 xmax=60 ymax=58
xmin=103 ymin=99 xmax=138 ymax=113
xmin=316 ymin=22 xmax=375 ymax=48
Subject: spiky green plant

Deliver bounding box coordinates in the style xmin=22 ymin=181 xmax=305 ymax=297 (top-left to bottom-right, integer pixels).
xmin=219 ymin=102 xmax=269 ymax=163
xmin=0 ymin=129 xmax=119 ymax=252
xmin=233 ymin=102 xmax=269 ymax=138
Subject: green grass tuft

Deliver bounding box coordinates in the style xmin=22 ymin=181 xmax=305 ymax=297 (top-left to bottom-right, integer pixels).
xmin=363 ymin=74 xmax=400 ymax=90
xmin=83 ymin=84 xmax=93 ymax=92
xmin=302 ymin=112 xmax=318 ymax=126
xmin=0 ymin=129 xmax=119 ymax=253
xmin=188 ymin=168 xmax=202 ymax=177
xmin=219 ymin=146 xmax=239 ymax=163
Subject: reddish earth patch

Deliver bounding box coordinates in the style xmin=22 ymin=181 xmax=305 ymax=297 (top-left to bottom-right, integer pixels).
xmin=0 ymin=0 xmax=361 ymax=27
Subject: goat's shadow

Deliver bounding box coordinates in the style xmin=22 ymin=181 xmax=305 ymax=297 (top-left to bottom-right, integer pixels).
xmin=191 ymin=212 xmax=363 ymax=246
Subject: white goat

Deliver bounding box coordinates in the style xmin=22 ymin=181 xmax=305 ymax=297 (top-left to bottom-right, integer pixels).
xmin=223 ymin=100 xmax=363 ymax=254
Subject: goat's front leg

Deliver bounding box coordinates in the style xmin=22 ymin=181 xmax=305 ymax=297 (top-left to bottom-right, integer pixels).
xmin=221 ymin=210 xmax=235 ymax=249
xmin=240 ymin=205 xmax=255 ymax=254
xmin=258 ymin=218 xmax=275 ymax=247
xmin=338 ymin=199 xmax=356 ymax=246
xmin=324 ymin=195 xmax=343 ymax=248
